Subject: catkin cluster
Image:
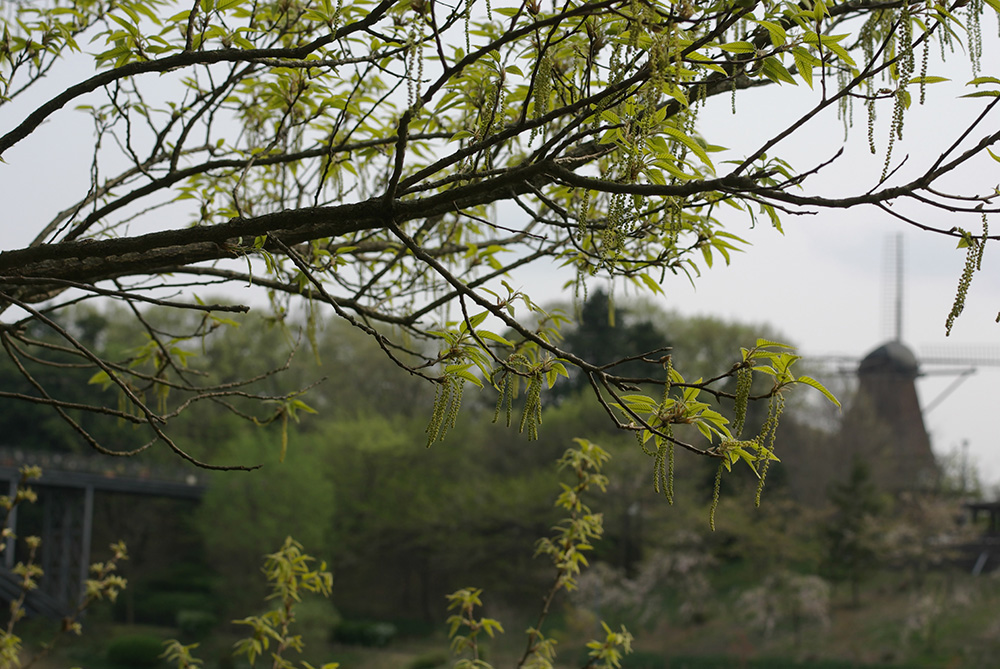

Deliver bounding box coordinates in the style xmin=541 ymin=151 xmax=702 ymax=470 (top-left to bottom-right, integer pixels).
xmin=946 ymin=217 xmax=989 ymax=336
xmin=754 ymin=393 xmax=785 ymax=507
xmin=731 ymin=365 xmax=753 ymax=438
xmin=636 ymin=362 xmax=677 ymax=503
xmin=406 ymin=21 xmax=424 ymax=109
xmin=879 ymin=2 xmax=916 ymax=180
xmin=966 ymin=0 xmax=984 ymax=76
xmin=426 ymin=374 xmax=465 ymax=447
xmin=476 ymin=72 xmax=505 ymax=144
xmin=530 ymin=49 xmax=552 ymax=140
xmin=492 ymin=355 xmax=544 ymax=440
xmin=710 ymin=463 xmax=724 ymax=531
xmin=519 ymin=373 xmax=543 ymax=440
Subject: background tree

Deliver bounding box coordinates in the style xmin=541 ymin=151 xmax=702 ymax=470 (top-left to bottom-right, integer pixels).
xmin=197 ymin=430 xmax=337 ymax=612
xmin=556 ymin=288 xmax=667 ymax=394
xmin=821 ymin=458 xmax=886 ymax=607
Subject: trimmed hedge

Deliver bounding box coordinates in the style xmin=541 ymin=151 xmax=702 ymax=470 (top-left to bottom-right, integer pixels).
xmin=132 ymin=591 xmax=217 ymax=626
xmin=330 ymin=619 xmax=397 ymax=647
xmin=106 ymin=633 xmax=163 ymax=668
xmin=176 ymin=609 xmax=219 ymax=639
xmin=408 ymin=651 xmax=449 ymax=669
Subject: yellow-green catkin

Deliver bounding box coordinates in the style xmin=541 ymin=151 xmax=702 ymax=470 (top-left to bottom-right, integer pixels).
xmin=493 ymin=370 xmax=510 ymax=425
xmin=464 ymin=0 xmax=472 ymax=55
xmin=967 ymin=0 xmax=984 ymax=77
xmin=530 ymin=49 xmax=552 ymax=140
xmin=881 ymin=2 xmax=916 ymax=181
xmin=754 ymin=394 xmax=785 ymax=507
xmin=407 ymin=22 xmax=424 ymax=109
xmin=646 ymin=360 xmax=676 ymax=502
xmin=637 ymin=427 xmax=653 ymax=455
xmin=477 ymin=76 xmax=503 ymax=141
xmin=577 ymin=189 xmax=591 ymax=242
xmin=866 ymin=98 xmax=877 ymax=155
xmin=919 ymin=38 xmax=929 ymax=105
xmin=495 ymin=355 xmax=527 ymax=427
xmin=662 ymin=359 xmax=675 ymax=503
xmin=732 ymin=365 xmax=752 ymax=437
xmin=519 ymin=372 xmax=543 ymax=439
xmin=710 ymin=462 xmax=724 ymax=530
xmin=978 ymin=213 xmax=988 ymax=271
xmin=946 ymin=217 xmax=988 ymax=336
xmin=426 ymin=378 xmax=452 ymax=446
xmin=661 ymin=355 xmax=673 ymax=406
xmin=602 ymin=192 xmax=628 ymax=262
xmin=664 ymin=442 xmax=674 ymax=503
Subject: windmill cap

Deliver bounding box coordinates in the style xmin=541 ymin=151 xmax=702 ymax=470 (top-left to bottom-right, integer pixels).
xmin=858 ymin=340 xmax=919 ymax=377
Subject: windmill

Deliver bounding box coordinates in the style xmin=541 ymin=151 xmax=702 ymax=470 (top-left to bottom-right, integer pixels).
xmin=790 ymin=235 xmax=1000 ymax=500
xmin=839 ymin=234 xmax=938 ymax=493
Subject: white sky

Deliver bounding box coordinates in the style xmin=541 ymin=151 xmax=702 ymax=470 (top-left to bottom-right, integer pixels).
xmin=4 ymin=9 xmax=1000 ymax=486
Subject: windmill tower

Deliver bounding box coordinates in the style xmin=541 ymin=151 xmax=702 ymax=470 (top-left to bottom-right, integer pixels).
xmin=836 ymin=235 xmax=939 ymax=493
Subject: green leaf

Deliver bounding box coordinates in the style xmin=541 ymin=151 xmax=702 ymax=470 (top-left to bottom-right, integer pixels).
xmin=755 ymin=338 xmax=793 ymax=349
xmin=451 ymin=368 xmax=484 ymax=388
xmin=289 ymin=399 xmax=318 ymax=415
xmin=761 ymin=57 xmax=797 ymax=86
xmin=467 ymin=310 xmax=489 ymax=329
xmin=700 ymin=243 xmax=714 ymax=268
xmin=619 ymin=394 xmax=655 ymax=405
xmin=88 ymin=371 xmax=112 ymax=387
xmin=477 ymin=330 xmax=513 ymax=347
xmin=719 ymin=41 xmax=755 ymax=54
xmin=792 ymin=47 xmax=815 ymax=88
xmin=753 ymin=20 xmax=787 ymax=47
xmin=968 ymin=76 xmax=1000 ymax=86
xmin=795 ymin=375 xmax=841 ymax=407
xmin=908 ymin=75 xmax=949 ymax=85
xmin=662 ymin=125 xmax=714 ymax=171
xmin=637 ymin=272 xmax=665 ymax=295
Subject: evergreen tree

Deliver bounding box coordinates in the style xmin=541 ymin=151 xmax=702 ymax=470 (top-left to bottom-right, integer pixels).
xmin=822 ymin=459 xmax=886 ymax=606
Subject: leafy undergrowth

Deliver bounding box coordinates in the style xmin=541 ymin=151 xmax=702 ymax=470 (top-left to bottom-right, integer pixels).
xmin=613 ymin=569 xmax=1000 ymax=669
xmin=19 ymin=569 xmax=1000 ymax=669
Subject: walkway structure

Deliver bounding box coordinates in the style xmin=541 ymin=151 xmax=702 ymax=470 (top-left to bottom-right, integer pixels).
xmin=0 ymin=448 xmax=206 ymax=617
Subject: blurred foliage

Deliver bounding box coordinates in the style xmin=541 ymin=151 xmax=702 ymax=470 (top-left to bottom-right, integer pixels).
xmin=0 ymin=298 xmax=984 ymax=668
xmin=822 ymin=460 xmax=887 ymax=606
xmin=107 ymin=633 xmax=166 ymax=668
xmin=198 ymin=431 xmax=336 ymax=612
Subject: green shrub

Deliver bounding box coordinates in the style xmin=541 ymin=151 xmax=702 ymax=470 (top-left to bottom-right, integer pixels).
xmin=408 ymin=651 xmax=449 ymax=669
xmin=622 ymin=650 xmax=667 ymax=668
xmin=176 ymin=609 xmax=218 ymax=639
xmin=291 ymin=598 xmax=341 ymax=641
xmin=133 ymin=591 xmax=217 ymax=626
xmin=106 ymin=633 xmax=164 ymax=668
xmin=391 ymin=617 xmax=437 ymax=638
xmin=330 ymin=619 xmax=397 ymax=647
